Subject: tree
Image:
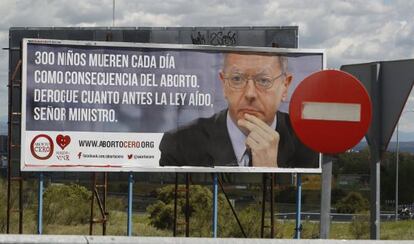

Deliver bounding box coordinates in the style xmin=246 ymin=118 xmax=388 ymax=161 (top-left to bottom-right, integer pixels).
xmin=146 ymin=184 xmax=265 ymax=237
xmin=335 ymin=149 xmax=370 ymax=176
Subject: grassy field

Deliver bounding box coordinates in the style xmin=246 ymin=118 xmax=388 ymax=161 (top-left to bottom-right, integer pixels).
xmin=4 ymin=209 xmax=414 ymax=239
xmin=1 ymin=179 xmax=413 ymax=239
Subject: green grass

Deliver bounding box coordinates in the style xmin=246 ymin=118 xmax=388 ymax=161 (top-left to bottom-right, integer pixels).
xmin=41 ymin=212 xmax=171 ymax=236
xmin=276 ymin=219 xmax=414 ymax=239
xmin=379 ymin=220 xmax=414 ymax=240
xmin=6 ymin=208 xmax=414 ymax=239
xmin=1 ymin=179 xmax=413 ymax=239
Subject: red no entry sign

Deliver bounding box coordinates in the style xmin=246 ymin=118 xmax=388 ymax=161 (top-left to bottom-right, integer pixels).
xmin=289 ymin=70 xmax=372 ymax=154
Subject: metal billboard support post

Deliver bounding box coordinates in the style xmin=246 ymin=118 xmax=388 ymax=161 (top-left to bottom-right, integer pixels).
xmin=7 ymin=59 xmax=23 ymax=234
xmin=127 ymin=172 xmax=134 ymax=236
xmin=295 ymin=173 xmax=302 ymax=239
xmin=173 ymin=173 xmax=178 ymax=237
xmin=251 ymin=173 xmax=276 ymax=239
xmin=103 ymin=173 xmax=108 ymax=235
xmin=212 ymin=173 xmax=218 ymax=238
xmin=320 ymin=154 xmax=332 ymax=239
xmin=260 ymin=174 xmax=267 ymax=238
xmin=37 ymin=173 xmax=44 ymax=235
xmin=217 ymin=175 xmax=247 ymax=238
xmin=185 ymin=173 xmax=190 ymax=237
xmin=270 ymin=174 xmax=275 ymax=238
xmin=89 ymin=173 xmax=96 ymax=235
xmin=171 ymin=173 xmax=191 ymax=237
xmin=89 ymin=173 xmax=108 ymax=235
xmin=6 ymin=158 xmax=11 ymax=233
xmin=260 ymin=173 xmax=275 ymax=238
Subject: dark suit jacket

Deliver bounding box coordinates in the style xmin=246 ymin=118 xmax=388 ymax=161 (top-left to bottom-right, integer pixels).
xmin=159 ymin=110 xmax=318 ymax=168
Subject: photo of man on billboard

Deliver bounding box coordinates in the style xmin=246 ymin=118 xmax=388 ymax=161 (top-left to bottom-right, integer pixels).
xmin=159 ymin=52 xmax=318 ymax=168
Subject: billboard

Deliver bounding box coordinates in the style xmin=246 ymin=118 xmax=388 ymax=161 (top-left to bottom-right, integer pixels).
xmin=21 ymin=39 xmax=324 ymax=172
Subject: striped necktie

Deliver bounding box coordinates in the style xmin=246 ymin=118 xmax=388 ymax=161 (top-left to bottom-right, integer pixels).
xmin=244 ymin=149 xmax=252 ymax=167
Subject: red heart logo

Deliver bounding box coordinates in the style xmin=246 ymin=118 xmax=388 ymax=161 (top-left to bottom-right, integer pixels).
xmin=128 ymin=154 xmax=133 ymax=159
xmin=56 ymin=135 xmax=71 ymax=150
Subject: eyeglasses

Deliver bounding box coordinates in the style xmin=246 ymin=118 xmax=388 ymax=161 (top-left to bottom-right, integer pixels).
xmin=223 ymin=72 xmax=285 ymax=90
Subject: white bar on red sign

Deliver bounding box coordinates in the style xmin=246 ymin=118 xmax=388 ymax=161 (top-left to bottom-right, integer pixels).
xmin=301 ymin=102 xmax=361 ymax=122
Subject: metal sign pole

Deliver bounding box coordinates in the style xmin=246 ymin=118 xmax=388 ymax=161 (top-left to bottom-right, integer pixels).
xmin=370 ymin=144 xmax=381 ymax=239
xmin=295 ymin=173 xmax=302 ymax=239
xmin=395 ymin=122 xmax=400 ymax=221
xmin=212 ymin=173 xmax=218 ymax=238
xmin=37 ymin=172 xmax=44 ymax=235
xmin=369 ymin=63 xmax=381 ymax=239
xmin=127 ymin=172 xmax=134 ymax=236
xmin=320 ymin=154 xmax=332 ymax=239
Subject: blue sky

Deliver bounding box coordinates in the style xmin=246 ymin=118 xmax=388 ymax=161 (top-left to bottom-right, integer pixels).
xmin=0 ymin=0 xmax=413 ymax=140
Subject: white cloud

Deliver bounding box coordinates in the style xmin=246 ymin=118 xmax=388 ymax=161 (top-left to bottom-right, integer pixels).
xmin=116 ymin=11 xmax=183 ymax=27
xmin=262 ymin=0 xmax=414 ymax=68
xmin=0 ymin=0 xmax=413 ymax=136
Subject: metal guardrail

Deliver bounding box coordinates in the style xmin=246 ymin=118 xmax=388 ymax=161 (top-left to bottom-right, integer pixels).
xmin=1 ymin=235 xmax=414 ymax=244
xmin=275 ymin=212 xmax=399 ymax=222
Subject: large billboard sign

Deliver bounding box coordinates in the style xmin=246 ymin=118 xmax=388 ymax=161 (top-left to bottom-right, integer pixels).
xmin=22 ymin=39 xmax=324 ymax=172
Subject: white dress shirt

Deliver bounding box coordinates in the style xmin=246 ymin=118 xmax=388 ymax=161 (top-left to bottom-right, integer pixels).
xmin=226 ymin=112 xmax=277 ymax=167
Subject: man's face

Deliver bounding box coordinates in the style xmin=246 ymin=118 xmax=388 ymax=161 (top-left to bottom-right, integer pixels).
xmin=220 ymin=53 xmax=292 ymax=126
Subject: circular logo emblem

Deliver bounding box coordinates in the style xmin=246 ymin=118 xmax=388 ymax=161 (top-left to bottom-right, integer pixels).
xmin=30 ymin=134 xmax=54 ymax=160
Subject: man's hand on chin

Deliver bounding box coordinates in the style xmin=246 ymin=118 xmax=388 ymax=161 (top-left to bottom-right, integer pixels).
xmin=237 ymin=113 xmax=279 ymax=167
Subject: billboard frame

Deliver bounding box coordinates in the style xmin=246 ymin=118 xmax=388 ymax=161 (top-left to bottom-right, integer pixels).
xmin=21 ymin=38 xmax=325 ymax=173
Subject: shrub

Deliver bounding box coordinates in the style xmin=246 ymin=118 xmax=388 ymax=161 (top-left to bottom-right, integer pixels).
xmin=147 ymin=184 xmax=214 ymax=236
xmin=336 ymin=192 xmax=369 ymax=214
xmin=146 ymin=184 xmax=287 ymax=238
xmin=349 ymin=211 xmax=369 ymax=239
xmin=42 ymin=183 xmax=91 ymax=225
xmin=222 ymin=204 xmax=261 ymax=238
xmin=147 ymin=200 xmax=174 ymax=230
